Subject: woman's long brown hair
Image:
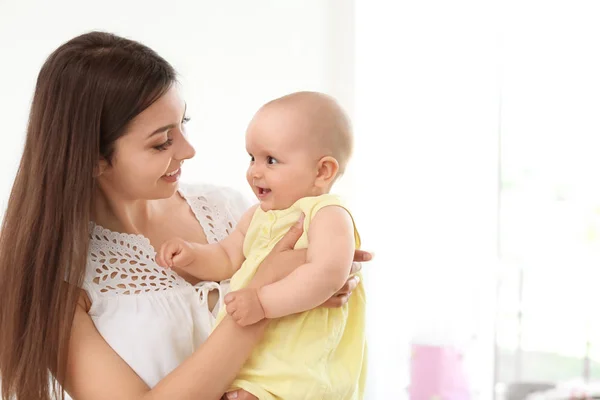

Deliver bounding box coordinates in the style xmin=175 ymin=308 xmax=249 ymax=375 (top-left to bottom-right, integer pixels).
xmin=0 ymin=31 xmax=176 ymax=400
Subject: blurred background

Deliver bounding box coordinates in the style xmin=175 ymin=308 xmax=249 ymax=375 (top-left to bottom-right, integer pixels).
xmin=1 ymin=0 xmax=599 ymax=399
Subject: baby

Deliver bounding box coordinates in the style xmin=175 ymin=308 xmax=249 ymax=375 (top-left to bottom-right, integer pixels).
xmin=158 ymin=91 xmax=367 ymax=400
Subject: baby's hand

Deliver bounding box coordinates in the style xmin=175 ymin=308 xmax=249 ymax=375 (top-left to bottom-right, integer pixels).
xmin=156 ymin=238 xmax=196 ymax=269
xmin=224 ymin=288 xmax=266 ymax=326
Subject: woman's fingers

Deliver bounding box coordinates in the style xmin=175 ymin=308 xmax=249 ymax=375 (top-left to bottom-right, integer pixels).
xmin=271 ymin=214 xmax=305 ymax=252
xmin=337 ymin=276 xmax=360 ymax=295
xmin=353 ymin=249 xmax=373 ymax=263
xmin=226 ymin=389 xmax=258 ymax=399
xmin=350 ymin=262 xmax=362 ymax=275
xmin=323 ymin=294 xmax=350 ymax=308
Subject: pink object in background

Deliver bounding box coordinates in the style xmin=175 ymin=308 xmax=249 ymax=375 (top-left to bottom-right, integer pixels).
xmin=409 ymin=343 xmax=471 ymax=400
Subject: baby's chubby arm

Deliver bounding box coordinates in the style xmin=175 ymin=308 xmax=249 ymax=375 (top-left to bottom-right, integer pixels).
xmin=225 ymin=205 xmax=355 ymax=325
xmin=156 ymin=204 xmax=258 ymax=281
xmin=259 ymin=205 xmax=355 ymax=317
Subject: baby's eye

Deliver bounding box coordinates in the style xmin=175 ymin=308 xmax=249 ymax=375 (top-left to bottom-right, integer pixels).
xmin=267 ymin=156 xmax=278 ymax=165
xmin=249 ymin=154 xmax=255 ymax=162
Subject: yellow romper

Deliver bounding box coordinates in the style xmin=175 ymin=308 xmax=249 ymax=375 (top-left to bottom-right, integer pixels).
xmin=215 ymin=194 xmax=367 ymax=400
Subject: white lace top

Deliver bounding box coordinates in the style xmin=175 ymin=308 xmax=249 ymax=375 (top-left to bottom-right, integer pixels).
xmin=82 ymin=184 xmax=250 ymax=387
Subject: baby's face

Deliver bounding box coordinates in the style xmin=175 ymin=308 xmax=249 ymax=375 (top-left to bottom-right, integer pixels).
xmin=245 ymin=106 xmax=321 ymax=211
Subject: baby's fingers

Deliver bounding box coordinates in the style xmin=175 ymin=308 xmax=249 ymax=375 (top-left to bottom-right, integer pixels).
xmin=158 ymin=244 xmax=175 ymax=268
xmin=156 ymin=250 xmax=168 ymax=268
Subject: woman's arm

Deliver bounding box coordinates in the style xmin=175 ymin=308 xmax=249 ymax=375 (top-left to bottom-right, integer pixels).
xmin=64 ymin=219 xmax=305 ymax=400
xmin=65 ymin=291 xmax=267 ymax=400
xmin=64 ymin=219 xmax=370 ymax=400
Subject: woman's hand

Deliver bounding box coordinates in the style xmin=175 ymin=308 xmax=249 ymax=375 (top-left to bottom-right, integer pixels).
xmin=250 ymin=215 xmax=373 ymax=305
xmin=223 ymin=389 xmax=258 ymax=399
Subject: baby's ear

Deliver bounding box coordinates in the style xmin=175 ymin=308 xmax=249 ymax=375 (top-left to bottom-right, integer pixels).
xmin=315 ymin=156 xmax=339 ymax=188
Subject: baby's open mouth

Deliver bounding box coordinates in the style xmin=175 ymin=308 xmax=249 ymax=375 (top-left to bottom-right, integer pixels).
xmin=257 ymin=187 xmax=271 ymax=196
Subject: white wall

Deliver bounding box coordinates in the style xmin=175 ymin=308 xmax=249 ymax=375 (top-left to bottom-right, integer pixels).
xmin=354 ymin=1 xmax=500 ymax=398
xmin=0 ymin=0 xmax=354 ymax=207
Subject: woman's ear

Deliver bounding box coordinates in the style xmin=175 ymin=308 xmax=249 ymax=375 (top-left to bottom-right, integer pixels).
xmin=94 ymin=159 xmax=109 ymax=178
xmin=315 ymin=156 xmax=339 ymax=188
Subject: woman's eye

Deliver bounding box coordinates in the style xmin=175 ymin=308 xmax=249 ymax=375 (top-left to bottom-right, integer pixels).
xmin=267 ymin=156 xmax=278 ymax=165
xmin=182 ymin=116 xmax=191 ymax=124
xmin=154 ymin=138 xmax=173 ymax=151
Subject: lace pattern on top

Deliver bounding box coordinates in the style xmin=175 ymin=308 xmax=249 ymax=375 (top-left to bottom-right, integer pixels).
xmin=185 ymin=193 xmax=235 ymax=243
xmin=86 ymin=186 xmax=241 ymax=297
xmin=88 ymin=225 xmax=186 ymax=295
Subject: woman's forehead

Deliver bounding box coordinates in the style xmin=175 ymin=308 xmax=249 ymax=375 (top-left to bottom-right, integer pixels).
xmin=125 ymin=86 xmax=186 ymax=137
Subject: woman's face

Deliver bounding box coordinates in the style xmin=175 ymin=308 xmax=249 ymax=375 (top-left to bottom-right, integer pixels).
xmin=97 ymin=86 xmax=196 ymax=200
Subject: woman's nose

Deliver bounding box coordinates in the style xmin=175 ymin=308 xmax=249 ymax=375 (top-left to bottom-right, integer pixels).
xmin=176 ymin=133 xmax=196 ymax=161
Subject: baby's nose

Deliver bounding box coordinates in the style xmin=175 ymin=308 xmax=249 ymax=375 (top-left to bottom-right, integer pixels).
xmin=250 ymin=165 xmax=263 ymax=178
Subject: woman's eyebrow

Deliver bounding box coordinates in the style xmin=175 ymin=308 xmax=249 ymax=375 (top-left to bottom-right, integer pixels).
xmin=147 ymin=124 xmax=176 ymax=138
xmin=147 ymin=103 xmax=187 ymax=138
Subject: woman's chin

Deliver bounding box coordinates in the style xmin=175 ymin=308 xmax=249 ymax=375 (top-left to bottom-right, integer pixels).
xmin=149 ymin=181 xmax=180 ymax=199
